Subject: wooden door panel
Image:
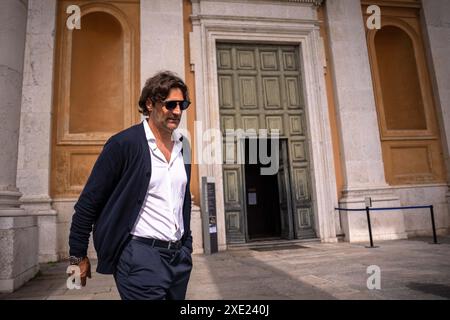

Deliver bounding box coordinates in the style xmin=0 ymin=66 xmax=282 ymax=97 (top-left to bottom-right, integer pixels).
xmin=364 ymin=3 xmax=447 ymax=185
xmin=51 ymin=0 xmax=140 ymax=198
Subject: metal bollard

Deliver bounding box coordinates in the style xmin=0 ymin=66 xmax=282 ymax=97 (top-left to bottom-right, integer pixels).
xmin=365 ymin=207 xmax=378 ymax=248
xmin=429 ymin=205 xmax=439 ymax=244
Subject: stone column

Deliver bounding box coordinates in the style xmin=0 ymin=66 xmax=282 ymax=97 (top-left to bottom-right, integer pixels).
xmin=421 ymin=0 xmax=450 ymax=221
xmin=0 ymin=0 xmax=39 ymax=293
xmin=325 ymin=0 xmax=406 ymax=242
xmin=16 ymin=0 xmax=58 ymax=263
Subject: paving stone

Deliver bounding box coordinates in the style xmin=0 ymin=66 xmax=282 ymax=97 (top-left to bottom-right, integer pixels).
xmin=1 ymin=236 xmax=450 ymax=300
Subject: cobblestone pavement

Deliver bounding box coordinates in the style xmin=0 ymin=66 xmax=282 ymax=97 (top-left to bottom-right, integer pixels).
xmin=1 ymin=236 xmax=450 ymax=300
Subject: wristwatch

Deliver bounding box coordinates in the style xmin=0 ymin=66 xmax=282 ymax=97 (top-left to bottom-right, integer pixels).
xmin=69 ymin=256 xmax=84 ymax=265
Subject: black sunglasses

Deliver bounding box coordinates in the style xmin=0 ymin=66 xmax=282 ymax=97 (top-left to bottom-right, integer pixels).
xmin=162 ymin=100 xmax=191 ymax=111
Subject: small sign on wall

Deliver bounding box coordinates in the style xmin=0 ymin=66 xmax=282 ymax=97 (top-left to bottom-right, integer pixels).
xmin=202 ymin=177 xmax=218 ymax=254
xmin=248 ymin=192 xmax=257 ymax=205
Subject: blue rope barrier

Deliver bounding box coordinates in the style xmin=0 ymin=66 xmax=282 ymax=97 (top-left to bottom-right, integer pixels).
xmin=334 ymin=208 xmax=367 ymax=211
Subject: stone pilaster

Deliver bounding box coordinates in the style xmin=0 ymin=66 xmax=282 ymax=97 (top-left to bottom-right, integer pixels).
xmin=16 ymin=0 xmax=58 ymax=263
xmin=421 ymin=0 xmax=450 ymax=225
xmin=325 ymin=0 xmax=406 ymax=242
xmin=191 ymin=196 xmax=204 ymax=254
xmin=140 ymin=0 xmax=187 ymax=128
xmin=0 ymin=0 xmax=39 ymax=293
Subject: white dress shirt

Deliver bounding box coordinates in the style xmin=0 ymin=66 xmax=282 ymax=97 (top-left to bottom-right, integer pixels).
xmin=130 ymin=120 xmax=187 ymax=241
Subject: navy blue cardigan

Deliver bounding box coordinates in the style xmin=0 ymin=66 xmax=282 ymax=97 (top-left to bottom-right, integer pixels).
xmin=69 ymin=122 xmax=192 ymax=274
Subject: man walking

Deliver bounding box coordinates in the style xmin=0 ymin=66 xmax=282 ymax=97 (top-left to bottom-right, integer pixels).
xmin=68 ymin=71 xmax=193 ymax=300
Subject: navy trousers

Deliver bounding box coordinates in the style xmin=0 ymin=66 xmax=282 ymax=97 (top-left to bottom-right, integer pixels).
xmin=113 ymin=237 xmax=193 ymax=300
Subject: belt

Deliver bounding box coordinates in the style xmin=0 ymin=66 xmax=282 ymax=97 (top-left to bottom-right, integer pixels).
xmin=131 ymin=235 xmax=182 ymax=250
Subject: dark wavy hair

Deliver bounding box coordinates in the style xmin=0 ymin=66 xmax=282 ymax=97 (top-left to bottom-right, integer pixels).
xmin=138 ymin=71 xmax=189 ymax=116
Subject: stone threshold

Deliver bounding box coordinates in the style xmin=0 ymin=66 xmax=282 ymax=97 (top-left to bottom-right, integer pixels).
xmin=227 ymin=238 xmax=321 ymax=251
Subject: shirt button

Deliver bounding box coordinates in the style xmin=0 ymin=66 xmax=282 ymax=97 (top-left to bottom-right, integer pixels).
xmin=137 ymin=199 xmax=142 ymax=205
xmin=146 ymin=172 xmax=150 ymax=177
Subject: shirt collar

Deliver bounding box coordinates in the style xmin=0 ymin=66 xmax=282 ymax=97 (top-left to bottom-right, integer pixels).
xmin=142 ymin=119 xmax=183 ymax=143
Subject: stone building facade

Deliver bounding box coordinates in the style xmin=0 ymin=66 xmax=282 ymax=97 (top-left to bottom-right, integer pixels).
xmin=1 ymin=0 xmax=449 ymax=292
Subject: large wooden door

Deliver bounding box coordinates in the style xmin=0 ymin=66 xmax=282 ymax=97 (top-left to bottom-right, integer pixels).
xmin=51 ymin=0 xmax=140 ymax=199
xmin=217 ymin=43 xmax=315 ymax=243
